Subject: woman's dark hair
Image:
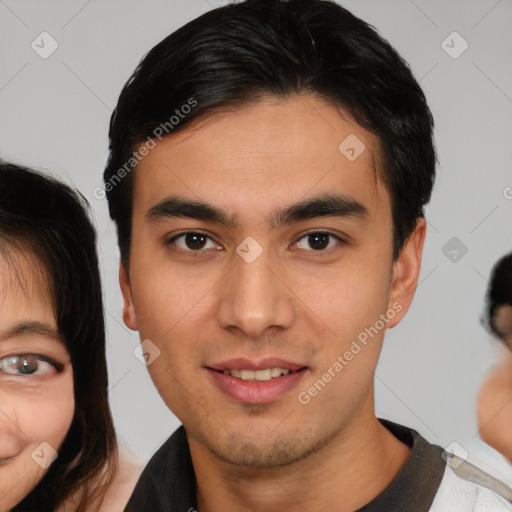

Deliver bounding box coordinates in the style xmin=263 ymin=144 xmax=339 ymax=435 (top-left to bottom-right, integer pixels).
xmin=0 ymin=162 xmax=117 ymax=512
xmin=485 ymin=252 xmax=512 ymax=341
xmin=104 ymin=0 xmax=436 ymax=270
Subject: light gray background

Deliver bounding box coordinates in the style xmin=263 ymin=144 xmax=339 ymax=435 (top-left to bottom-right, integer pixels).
xmin=1 ymin=0 xmax=511 ymax=467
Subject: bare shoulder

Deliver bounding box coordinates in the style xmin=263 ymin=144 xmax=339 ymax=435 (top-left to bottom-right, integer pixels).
xmin=98 ymin=456 xmax=142 ymax=512
xmin=478 ymin=347 xmax=512 ymax=407
xmin=57 ymin=456 xmax=142 ymax=512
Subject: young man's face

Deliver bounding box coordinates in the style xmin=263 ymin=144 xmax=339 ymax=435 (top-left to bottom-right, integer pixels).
xmin=121 ymin=94 xmax=424 ymax=467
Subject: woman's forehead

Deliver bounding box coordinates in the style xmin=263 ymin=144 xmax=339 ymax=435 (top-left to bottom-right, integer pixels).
xmin=0 ymin=246 xmax=56 ymax=325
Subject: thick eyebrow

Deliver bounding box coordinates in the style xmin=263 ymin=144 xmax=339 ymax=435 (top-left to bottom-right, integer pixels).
xmin=145 ymin=193 xmax=368 ymax=230
xmin=0 ymin=321 xmax=61 ymax=343
xmin=269 ymin=193 xmax=368 ymax=229
xmin=146 ymin=196 xmax=238 ymax=228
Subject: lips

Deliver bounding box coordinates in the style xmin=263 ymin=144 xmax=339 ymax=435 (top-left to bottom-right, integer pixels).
xmin=208 ymin=357 xmax=305 ymax=372
xmin=206 ymin=358 xmax=308 ymax=404
xmin=222 ymin=368 xmax=291 ymax=381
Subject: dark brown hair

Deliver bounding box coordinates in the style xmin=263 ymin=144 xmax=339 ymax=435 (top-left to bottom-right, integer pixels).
xmin=104 ymin=0 xmax=436 ymax=268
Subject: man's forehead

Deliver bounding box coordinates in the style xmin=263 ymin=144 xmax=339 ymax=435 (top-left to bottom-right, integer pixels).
xmin=135 ymin=95 xmax=376 ymax=164
xmin=132 ymin=95 xmax=385 ymax=217
xmin=158 ymin=94 xmax=363 ymax=140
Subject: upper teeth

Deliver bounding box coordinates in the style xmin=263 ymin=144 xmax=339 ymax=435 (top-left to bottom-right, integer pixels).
xmin=222 ymin=368 xmax=291 ymax=381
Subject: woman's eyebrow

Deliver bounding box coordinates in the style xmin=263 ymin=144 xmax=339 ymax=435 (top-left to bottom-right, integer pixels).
xmin=145 ymin=193 xmax=369 ymax=229
xmin=0 ymin=321 xmax=61 ymax=343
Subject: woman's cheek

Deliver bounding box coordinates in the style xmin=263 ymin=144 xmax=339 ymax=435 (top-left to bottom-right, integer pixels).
xmin=21 ymin=368 xmax=75 ymax=458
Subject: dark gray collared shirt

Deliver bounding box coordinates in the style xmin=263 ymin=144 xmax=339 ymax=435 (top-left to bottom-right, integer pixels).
xmin=124 ymin=419 xmax=446 ymax=511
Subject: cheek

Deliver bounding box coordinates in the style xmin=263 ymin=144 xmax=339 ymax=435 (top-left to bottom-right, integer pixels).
xmin=293 ymin=262 xmax=391 ymax=335
xmin=132 ymin=269 xmax=209 ymax=393
xmin=0 ymin=372 xmax=75 ymax=509
xmin=19 ymin=372 xmax=75 ymax=449
xmin=131 ymin=261 xmax=216 ymax=340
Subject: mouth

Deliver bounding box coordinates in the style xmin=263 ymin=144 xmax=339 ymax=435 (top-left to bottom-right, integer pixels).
xmin=220 ymin=367 xmax=294 ymax=381
xmin=206 ymin=358 xmax=309 ymax=404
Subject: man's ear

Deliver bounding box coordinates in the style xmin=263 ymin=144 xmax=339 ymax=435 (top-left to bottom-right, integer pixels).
xmin=387 ymin=218 xmax=427 ymax=328
xmin=120 ymin=263 xmax=138 ymax=331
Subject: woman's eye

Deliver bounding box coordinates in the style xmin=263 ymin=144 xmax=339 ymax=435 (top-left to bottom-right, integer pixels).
xmin=168 ymin=232 xmax=222 ymax=252
xmin=295 ymin=232 xmax=343 ymax=251
xmin=0 ymin=354 xmax=61 ymax=377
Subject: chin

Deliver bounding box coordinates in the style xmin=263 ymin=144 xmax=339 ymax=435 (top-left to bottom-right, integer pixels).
xmin=195 ymin=424 xmax=331 ymax=469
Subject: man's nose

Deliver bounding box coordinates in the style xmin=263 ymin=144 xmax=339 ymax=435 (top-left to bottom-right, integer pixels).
xmin=216 ymin=243 xmax=295 ymax=339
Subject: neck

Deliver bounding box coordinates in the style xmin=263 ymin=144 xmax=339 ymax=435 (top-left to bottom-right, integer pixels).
xmin=190 ymin=406 xmax=410 ymax=512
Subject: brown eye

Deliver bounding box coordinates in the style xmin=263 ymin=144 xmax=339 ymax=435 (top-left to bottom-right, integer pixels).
xmin=167 ymin=232 xmax=222 ymax=252
xmin=307 ymin=233 xmax=330 ymax=250
xmin=184 ymin=233 xmax=208 ymax=250
xmin=295 ymin=232 xmax=343 ymax=251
